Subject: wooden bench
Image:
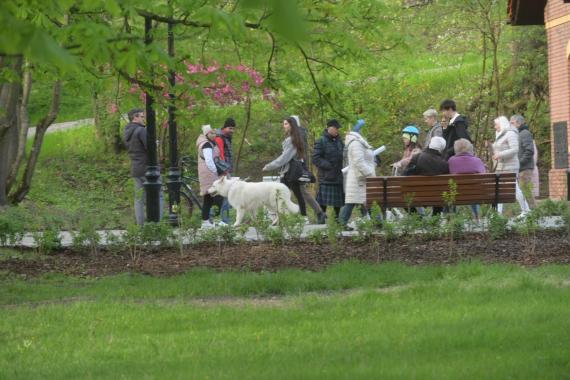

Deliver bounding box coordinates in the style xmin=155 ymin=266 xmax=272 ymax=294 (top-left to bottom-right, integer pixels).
xmin=366 ymin=173 xmax=517 ymax=215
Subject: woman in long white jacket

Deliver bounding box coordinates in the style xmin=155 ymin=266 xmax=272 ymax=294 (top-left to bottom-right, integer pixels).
xmin=339 ymin=120 xmax=376 ymax=226
xmin=492 ymin=116 xmax=529 ymax=216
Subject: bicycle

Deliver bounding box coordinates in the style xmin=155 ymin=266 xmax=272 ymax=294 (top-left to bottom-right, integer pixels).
xmin=163 ymin=155 xmax=203 ymax=221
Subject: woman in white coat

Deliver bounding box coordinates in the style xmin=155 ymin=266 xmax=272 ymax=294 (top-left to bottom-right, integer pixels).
xmin=492 ymin=116 xmax=530 ymax=216
xmin=339 ymin=120 xmax=377 ymax=226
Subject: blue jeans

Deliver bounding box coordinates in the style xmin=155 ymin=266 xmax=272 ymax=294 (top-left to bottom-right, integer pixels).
xmin=340 ymin=203 xmax=382 ymax=225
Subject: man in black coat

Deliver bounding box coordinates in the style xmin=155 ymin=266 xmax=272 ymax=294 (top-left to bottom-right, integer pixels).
xmin=510 ymin=114 xmax=536 ymax=208
xmin=440 ymin=99 xmax=471 ymax=159
xmin=312 ymin=119 xmax=345 ymax=220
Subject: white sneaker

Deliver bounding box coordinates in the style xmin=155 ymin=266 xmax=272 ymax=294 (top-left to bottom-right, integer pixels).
xmin=347 ymin=220 xmax=357 ymax=230
xmin=516 ymin=211 xmax=530 ymax=220
xmin=201 ymin=220 xmax=214 ymax=229
xmin=216 ymin=221 xmax=228 ymax=227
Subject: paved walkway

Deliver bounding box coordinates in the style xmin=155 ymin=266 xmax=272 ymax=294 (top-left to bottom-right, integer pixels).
xmin=8 ymin=216 xmax=565 ymax=248
xmin=27 ymin=118 xmax=94 ymax=138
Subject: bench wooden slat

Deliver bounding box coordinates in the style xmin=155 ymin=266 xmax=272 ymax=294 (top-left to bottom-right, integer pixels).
xmin=365 ymin=173 xmax=517 ymax=209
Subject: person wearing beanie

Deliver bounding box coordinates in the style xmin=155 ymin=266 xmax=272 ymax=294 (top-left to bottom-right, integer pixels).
xmin=313 ymin=119 xmax=345 ymax=222
xmin=392 ymin=125 xmax=422 ymax=175
xmin=196 ymin=124 xmax=224 ymax=228
xmin=339 ymin=119 xmax=379 ymax=228
xmin=290 ymin=114 xmax=326 ymax=223
xmin=215 ymin=117 xmax=236 ymax=223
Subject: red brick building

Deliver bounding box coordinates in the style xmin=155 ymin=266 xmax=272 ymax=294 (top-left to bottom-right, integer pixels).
xmin=509 ymin=0 xmax=570 ymax=199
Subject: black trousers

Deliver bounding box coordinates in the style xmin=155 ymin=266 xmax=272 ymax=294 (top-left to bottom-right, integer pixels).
xmin=202 ymin=194 xmax=224 ymax=221
xmin=281 ymin=178 xmax=307 ymax=216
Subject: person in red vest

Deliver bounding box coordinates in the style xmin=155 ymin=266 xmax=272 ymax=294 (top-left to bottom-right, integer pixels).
xmin=215 ymin=118 xmax=236 ymax=223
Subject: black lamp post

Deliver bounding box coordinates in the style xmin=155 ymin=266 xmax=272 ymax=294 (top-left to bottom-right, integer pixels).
xmin=166 ymin=21 xmax=182 ymax=226
xmin=143 ymin=16 xmax=162 ymax=223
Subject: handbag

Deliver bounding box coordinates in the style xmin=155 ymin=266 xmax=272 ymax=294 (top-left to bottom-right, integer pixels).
xmin=214 ymin=156 xmax=231 ymax=175
xmin=284 ymin=158 xmax=304 ymax=182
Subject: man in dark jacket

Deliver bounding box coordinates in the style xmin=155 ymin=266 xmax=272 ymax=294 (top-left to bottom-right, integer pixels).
xmin=440 ymin=99 xmax=471 ymax=159
xmin=312 ymin=119 xmax=345 ymax=220
xmin=124 ymin=108 xmax=150 ymax=225
xmin=510 ymin=114 xmax=536 ymax=208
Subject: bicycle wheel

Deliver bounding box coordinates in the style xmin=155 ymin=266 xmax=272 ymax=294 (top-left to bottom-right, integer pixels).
xmin=178 ymin=190 xmax=197 ymax=222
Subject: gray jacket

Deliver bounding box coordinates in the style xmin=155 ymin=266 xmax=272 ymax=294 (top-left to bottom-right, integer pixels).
xmin=264 ymin=137 xmax=300 ymax=176
xmin=423 ymin=122 xmax=443 ymax=148
xmin=124 ymin=122 xmax=147 ymax=177
xmin=518 ymin=125 xmax=534 ymax=171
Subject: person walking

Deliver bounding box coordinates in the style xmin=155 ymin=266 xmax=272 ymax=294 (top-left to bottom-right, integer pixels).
xmin=215 ymin=117 xmax=236 ymax=223
xmin=291 ymin=115 xmax=326 ymax=223
xmin=124 ymin=108 xmax=163 ymax=225
xmin=339 ymin=120 xmax=377 ymax=228
xmin=196 ymin=125 xmax=224 ymax=228
xmin=262 ymin=117 xmax=307 ymax=219
xmin=491 ymin=116 xmax=530 ymax=217
xmin=422 ymin=108 xmax=443 ymax=148
xmin=439 ymin=99 xmax=471 ymax=159
xmin=312 ymin=119 xmax=345 ymax=222
xmin=510 ymin=115 xmax=536 ymax=209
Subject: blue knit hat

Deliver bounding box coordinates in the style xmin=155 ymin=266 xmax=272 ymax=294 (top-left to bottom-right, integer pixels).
xmin=352 ymin=119 xmax=365 ymax=133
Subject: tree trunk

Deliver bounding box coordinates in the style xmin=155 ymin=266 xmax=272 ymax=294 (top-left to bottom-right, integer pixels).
xmin=10 ymin=81 xmax=62 ymax=203
xmin=0 ymin=56 xmax=23 ymax=206
xmin=6 ymin=64 xmax=33 ymax=193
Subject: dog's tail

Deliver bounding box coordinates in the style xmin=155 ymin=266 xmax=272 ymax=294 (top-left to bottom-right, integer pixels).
xmin=275 ymin=186 xmax=300 ymax=214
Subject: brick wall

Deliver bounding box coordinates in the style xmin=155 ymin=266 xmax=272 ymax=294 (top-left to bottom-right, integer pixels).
xmin=545 ymin=1 xmax=570 ymax=198
xmin=545 ymin=0 xmax=570 ymax=21
xmin=549 ymin=168 xmax=568 ymax=199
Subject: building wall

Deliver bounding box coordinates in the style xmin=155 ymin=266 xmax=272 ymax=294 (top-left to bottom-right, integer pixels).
xmin=545 ymin=0 xmax=570 ymax=199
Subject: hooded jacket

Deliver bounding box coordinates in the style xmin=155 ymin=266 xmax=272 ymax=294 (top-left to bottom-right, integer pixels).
xmin=124 ymin=122 xmax=148 ymax=177
xmin=312 ymin=129 xmax=344 ymax=184
xmin=493 ymin=122 xmax=520 ymax=173
xmin=344 ymin=132 xmax=375 ymax=204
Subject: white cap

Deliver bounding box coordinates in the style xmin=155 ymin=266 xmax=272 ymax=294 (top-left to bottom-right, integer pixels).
xmin=202 ymin=124 xmax=213 ymax=135
xmin=291 ymin=115 xmax=301 ymax=127
xmin=429 ymin=136 xmax=446 ymax=152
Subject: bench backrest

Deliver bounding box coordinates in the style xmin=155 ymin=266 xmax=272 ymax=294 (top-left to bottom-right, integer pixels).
xmin=366 ymin=173 xmax=517 ymax=208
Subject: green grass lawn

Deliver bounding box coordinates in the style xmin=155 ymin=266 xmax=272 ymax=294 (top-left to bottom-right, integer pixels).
xmin=1 ymin=261 xmax=569 ymax=379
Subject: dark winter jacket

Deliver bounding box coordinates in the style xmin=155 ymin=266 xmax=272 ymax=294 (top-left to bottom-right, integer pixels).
xmin=517 ymin=125 xmax=534 ymax=172
xmin=312 ymin=130 xmax=344 ymax=184
xmin=124 ymin=122 xmax=148 ymax=177
xmin=443 ymin=115 xmax=471 ymax=159
xmin=215 ymin=130 xmax=233 ymax=174
xmin=404 ymin=148 xmax=449 ymax=176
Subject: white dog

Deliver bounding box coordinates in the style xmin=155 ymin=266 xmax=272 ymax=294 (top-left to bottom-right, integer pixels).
xmin=208 ymin=176 xmax=299 ymax=226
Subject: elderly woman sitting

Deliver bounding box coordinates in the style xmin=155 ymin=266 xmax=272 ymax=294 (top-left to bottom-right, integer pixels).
xmin=448 ymin=138 xmax=486 ymax=220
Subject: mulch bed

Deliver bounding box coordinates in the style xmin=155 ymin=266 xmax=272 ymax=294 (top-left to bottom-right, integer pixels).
xmin=1 ymin=230 xmax=569 ymax=278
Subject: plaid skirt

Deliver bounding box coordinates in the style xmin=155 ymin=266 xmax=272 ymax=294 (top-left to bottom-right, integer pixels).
xmin=316 ymin=184 xmax=345 ymax=207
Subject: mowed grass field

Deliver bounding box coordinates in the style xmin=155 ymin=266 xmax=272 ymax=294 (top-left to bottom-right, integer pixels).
xmin=1 ymin=261 xmax=569 ymax=379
